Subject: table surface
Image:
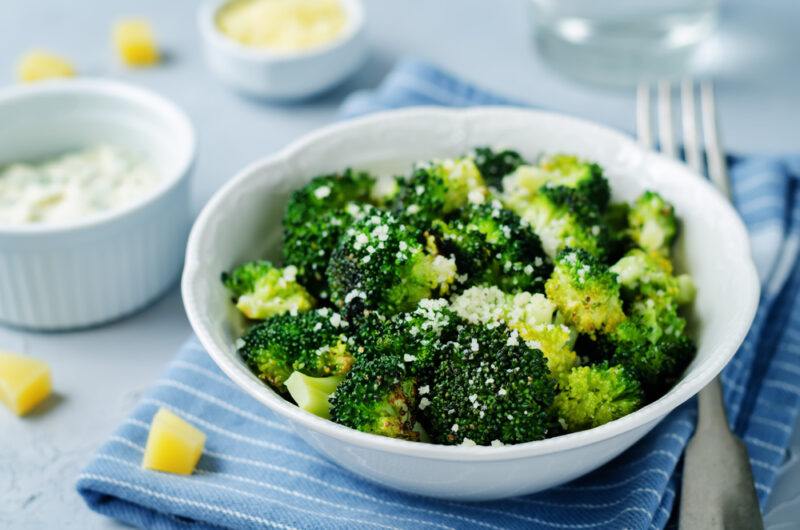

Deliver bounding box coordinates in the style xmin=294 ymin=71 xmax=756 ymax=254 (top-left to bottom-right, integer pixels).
xmin=2 ymin=1 xmax=800 ymax=528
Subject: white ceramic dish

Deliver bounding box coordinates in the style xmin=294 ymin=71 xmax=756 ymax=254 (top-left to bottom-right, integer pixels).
xmin=0 ymin=80 xmax=195 ymax=330
xmin=182 ymin=107 xmax=759 ymax=500
xmin=198 ymin=0 xmax=367 ymax=100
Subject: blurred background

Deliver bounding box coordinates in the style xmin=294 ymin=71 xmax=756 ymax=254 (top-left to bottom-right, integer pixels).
xmin=1 ymin=0 xmax=797 ymax=218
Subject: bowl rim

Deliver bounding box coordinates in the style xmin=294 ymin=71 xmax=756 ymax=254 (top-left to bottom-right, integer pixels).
xmin=183 ymin=106 xmax=760 ymax=462
xmin=197 ymin=0 xmax=365 ymax=62
xmin=0 ymin=79 xmax=196 ymax=236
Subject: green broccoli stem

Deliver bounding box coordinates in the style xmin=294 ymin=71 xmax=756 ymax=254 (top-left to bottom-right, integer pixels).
xmin=285 ymin=372 xmax=344 ymax=419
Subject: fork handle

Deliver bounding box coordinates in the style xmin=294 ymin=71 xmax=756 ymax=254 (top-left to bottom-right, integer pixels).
xmin=678 ymin=377 xmax=764 ymax=530
xmin=697 ymin=376 xmax=729 ymax=432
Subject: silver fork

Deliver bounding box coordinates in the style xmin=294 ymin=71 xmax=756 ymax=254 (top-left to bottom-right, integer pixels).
xmin=636 ymin=80 xmax=763 ymax=530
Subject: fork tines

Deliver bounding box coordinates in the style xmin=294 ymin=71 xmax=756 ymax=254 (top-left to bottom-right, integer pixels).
xmin=636 ymin=79 xmax=730 ymax=199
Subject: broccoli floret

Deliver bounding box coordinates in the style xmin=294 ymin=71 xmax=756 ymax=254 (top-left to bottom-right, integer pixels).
xmin=357 ymin=299 xmax=457 ymax=375
xmin=608 ymin=295 xmax=695 ymax=398
xmin=611 ymin=249 xmax=695 ymax=305
xmin=502 ymin=154 xmax=610 ymax=212
xmin=283 ymin=170 xmax=375 ymax=295
xmin=284 ymin=170 xmax=375 ymax=227
xmin=505 ymin=184 xmax=611 ymax=260
xmin=603 ymin=202 xmax=634 ymax=262
xmin=545 ymin=249 xmax=625 ymax=337
xmin=431 ymin=201 xmax=551 ymax=293
xmin=285 ymin=372 xmax=344 ymax=419
xmin=222 ymin=261 xmax=314 ymax=320
xmin=393 ymin=158 xmax=487 ymax=226
xmin=329 ymin=354 xmax=420 ymax=441
xmin=334 ymin=301 xmax=456 ymax=440
xmin=503 ymin=290 xmax=560 ymax=330
xmin=450 ymin=287 xmax=577 ymax=378
xmin=284 ymin=202 xmax=373 ymax=299
xmin=628 ymin=191 xmax=678 ymax=255
xmin=539 ymin=154 xmax=610 ymax=211
xmin=423 ymin=322 xmax=555 ymax=445
xmin=522 ymin=324 xmax=579 ymax=379
xmin=238 ymin=308 xmax=354 ymax=393
xmin=469 ymin=146 xmax=527 ymax=188
xmin=227 ymin=150 xmax=698 ymax=445
xmin=327 ymin=209 xmax=457 ymax=317
xmin=553 ymin=363 xmax=643 ymax=432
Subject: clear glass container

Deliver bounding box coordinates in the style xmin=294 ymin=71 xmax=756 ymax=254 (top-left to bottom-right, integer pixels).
xmin=529 ymin=0 xmax=720 ymax=87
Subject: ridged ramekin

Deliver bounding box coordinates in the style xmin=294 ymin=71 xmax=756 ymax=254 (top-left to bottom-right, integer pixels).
xmin=0 ymin=80 xmax=195 ymax=330
xmin=198 ymin=0 xmax=367 ymax=100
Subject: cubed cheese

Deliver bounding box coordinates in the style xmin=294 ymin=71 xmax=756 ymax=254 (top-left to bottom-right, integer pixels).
xmin=113 ymin=19 xmax=159 ymax=67
xmin=142 ymin=408 xmax=206 ymax=475
xmin=16 ymin=50 xmax=75 ymax=83
xmin=0 ymin=351 xmax=52 ymax=416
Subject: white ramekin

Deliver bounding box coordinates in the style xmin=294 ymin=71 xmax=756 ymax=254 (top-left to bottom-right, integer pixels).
xmin=0 ymin=80 xmax=195 ymax=330
xmin=183 ymin=107 xmax=760 ymax=500
xmin=198 ymin=0 xmax=367 ymax=100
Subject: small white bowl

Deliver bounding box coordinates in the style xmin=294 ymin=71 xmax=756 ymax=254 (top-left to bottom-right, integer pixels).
xmin=183 ymin=107 xmax=759 ymax=500
xmin=0 ymin=80 xmax=195 ymax=330
xmin=198 ymin=0 xmax=367 ymax=100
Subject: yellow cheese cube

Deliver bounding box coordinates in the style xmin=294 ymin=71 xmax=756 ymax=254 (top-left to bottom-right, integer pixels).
xmin=16 ymin=50 xmax=76 ymax=83
xmin=113 ymin=19 xmax=160 ymax=67
xmin=142 ymin=408 xmax=206 ymax=475
xmin=0 ymin=351 xmax=52 ymax=416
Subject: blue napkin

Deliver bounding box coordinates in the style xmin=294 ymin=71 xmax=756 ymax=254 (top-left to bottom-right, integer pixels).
xmin=78 ymin=59 xmax=800 ymax=530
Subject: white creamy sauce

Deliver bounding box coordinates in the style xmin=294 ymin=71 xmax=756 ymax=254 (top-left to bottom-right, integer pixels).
xmin=0 ymin=145 xmax=161 ymax=225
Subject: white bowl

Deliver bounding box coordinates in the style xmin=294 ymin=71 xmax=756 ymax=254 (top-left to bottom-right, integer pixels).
xmin=198 ymin=0 xmax=367 ymax=100
xmin=182 ymin=107 xmax=759 ymax=500
xmin=0 ymin=80 xmax=195 ymax=330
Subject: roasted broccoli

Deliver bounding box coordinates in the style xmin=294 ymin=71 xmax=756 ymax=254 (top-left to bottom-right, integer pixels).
xmin=431 ymin=201 xmax=551 ymax=293
xmin=505 ymin=184 xmax=612 ymax=260
xmin=222 ymin=260 xmax=314 ymax=320
xmin=603 ymin=202 xmax=634 ymax=263
xmin=355 ymin=298 xmax=457 ymax=373
xmin=539 ymin=154 xmax=610 ymax=211
xmin=503 ymin=154 xmax=610 ymax=211
xmin=327 ymin=208 xmax=457 ymax=317
xmin=227 ymin=148 xmax=698 ymax=445
xmin=522 ymin=324 xmax=579 ymax=379
xmin=611 ymin=249 xmax=695 ymax=305
xmin=450 ymin=286 xmax=577 ymax=378
xmin=237 ymin=308 xmax=353 ymax=393
xmin=553 ymin=363 xmax=643 ymax=432
xmin=469 ymin=146 xmax=527 ymax=188
xmin=282 ymin=170 xmax=375 ymax=296
xmin=502 ymin=154 xmax=613 ymax=260
xmin=628 ymin=191 xmax=678 ymax=255
xmin=607 ymin=295 xmax=695 ymax=399
xmin=329 ymin=353 xmax=420 ymax=440
xmin=545 ymin=249 xmax=625 ymax=337
xmin=392 ymin=157 xmax=487 ymax=226
xmin=603 ymin=242 xmax=694 ymax=397
xmin=328 ymin=299 xmax=458 ymax=439
xmin=423 ymin=322 xmax=555 ymax=445
xmin=324 ymin=299 xmax=458 ymax=440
